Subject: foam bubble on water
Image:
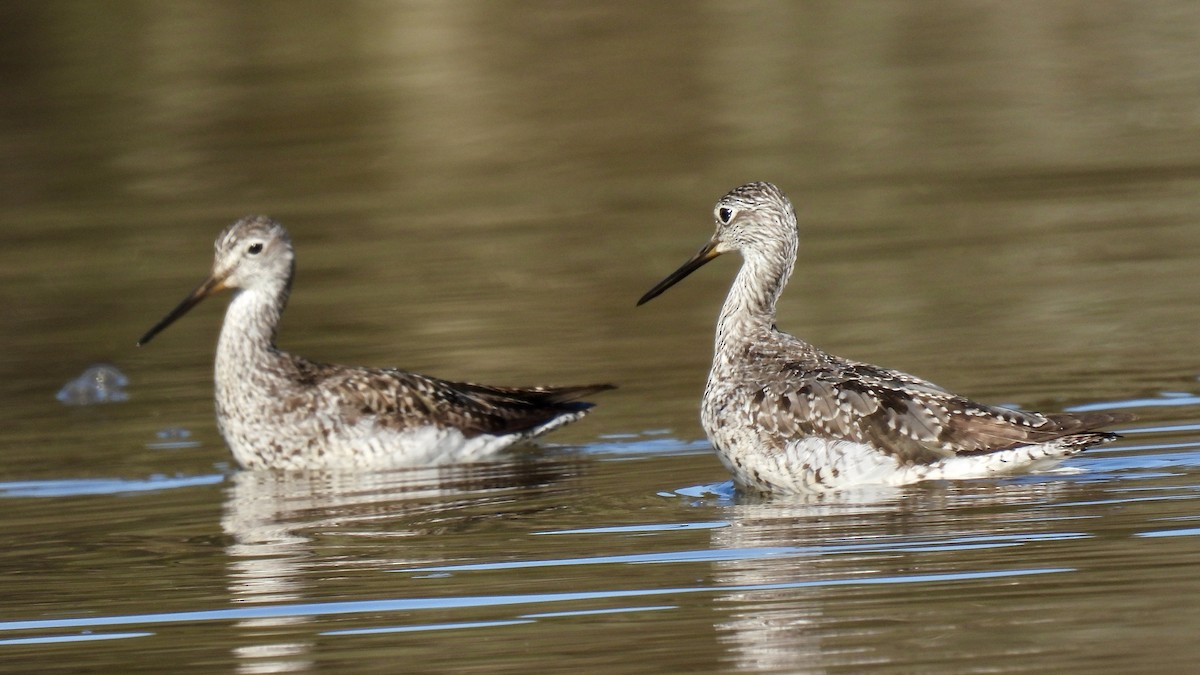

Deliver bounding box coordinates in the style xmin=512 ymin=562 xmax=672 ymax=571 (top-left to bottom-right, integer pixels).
xmin=57 ymin=364 xmax=129 ymax=406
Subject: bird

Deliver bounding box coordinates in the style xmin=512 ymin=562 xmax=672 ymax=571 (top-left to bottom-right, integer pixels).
xmin=637 ymin=181 xmax=1132 ymax=493
xmin=138 ymin=215 xmax=613 ymax=471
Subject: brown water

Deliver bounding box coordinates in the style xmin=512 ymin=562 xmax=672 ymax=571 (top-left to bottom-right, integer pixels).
xmin=3 ymin=2 xmax=1200 ymax=672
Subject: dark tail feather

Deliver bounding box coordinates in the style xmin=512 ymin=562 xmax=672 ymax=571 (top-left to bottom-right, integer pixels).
xmin=454 ymin=381 xmax=615 ymax=413
xmin=1059 ymin=431 xmax=1122 ymax=452
xmin=540 ymin=384 xmax=617 ymax=407
xmin=1045 ymin=411 xmax=1135 ymax=453
xmin=504 ymin=383 xmax=615 ymax=434
xmin=1046 ymin=410 xmax=1137 ymax=435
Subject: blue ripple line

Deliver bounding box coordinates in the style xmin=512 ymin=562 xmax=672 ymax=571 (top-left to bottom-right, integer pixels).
xmin=402 ymin=547 xmax=796 ymax=571
xmin=0 ymin=568 xmax=1070 ymax=634
xmin=402 ymin=532 xmax=1086 ymax=573
xmin=323 ymin=619 xmax=534 ymax=636
xmin=1067 ymin=395 xmax=1200 ymax=412
xmin=0 ymin=631 xmax=153 ymax=645
xmin=519 ymin=605 xmax=675 ymax=619
xmin=535 ymin=521 xmax=730 ymax=535
xmin=0 ymin=474 xmax=224 ymax=498
xmin=1135 ymin=527 xmax=1200 ymax=538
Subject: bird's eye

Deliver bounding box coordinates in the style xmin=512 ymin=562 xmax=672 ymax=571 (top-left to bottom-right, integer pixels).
xmin=247 ymin=243 xmax=263 ymax=255
xmin=718 ymin=207 xmax=734 ymax=224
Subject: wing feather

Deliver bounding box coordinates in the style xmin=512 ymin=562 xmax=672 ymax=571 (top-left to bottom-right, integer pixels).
xmin=746 ymin=354 xmax=1131 ymax=464
xmin=284 ymin=357 xmax=613 ymax=437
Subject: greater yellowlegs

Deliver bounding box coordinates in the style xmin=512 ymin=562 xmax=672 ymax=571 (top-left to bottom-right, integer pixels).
xmin=638 ymin=182 xmax=1131 ymax=493
xmin=139 ymin=215 xmax=613 ymax=470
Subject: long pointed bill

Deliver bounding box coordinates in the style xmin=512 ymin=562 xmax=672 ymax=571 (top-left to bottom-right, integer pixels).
xmin=137 ymin=274 xmax=228 ymax=346
xmin=637 ymin=239 xmax=721 ymax=306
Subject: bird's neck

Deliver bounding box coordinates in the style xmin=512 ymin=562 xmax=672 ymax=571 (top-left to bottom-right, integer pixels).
xmin=714 ymin=245 xmax=795 ymax=354
xmin=216 ymin=283 xmax=289 ymax=369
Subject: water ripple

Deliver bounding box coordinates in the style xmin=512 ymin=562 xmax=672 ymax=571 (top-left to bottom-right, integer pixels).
xmin=0 ymin=631 xmax=153 ymax=646
xmin=534 ymin=521 xmax=729 ymax=535
xmin=1136 ymin=527 xmax=1200 ymax=538
xmin=403 ymin=532 xmax=1086 ymax=573
xmin=0 ymin=568 xmax=1069 ymax=635
xmin=0 ymin=474 xmax=224 ymax=498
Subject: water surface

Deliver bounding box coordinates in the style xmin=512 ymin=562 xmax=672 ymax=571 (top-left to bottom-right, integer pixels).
xmin=2 ymin=2 xmax=1200 ymax=672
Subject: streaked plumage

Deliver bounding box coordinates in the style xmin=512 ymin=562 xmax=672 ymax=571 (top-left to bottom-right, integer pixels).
xmin=638 ymin=182 xmax=1131 ymax=493
xmin=138 ymin=216 xmax=612 ymax=470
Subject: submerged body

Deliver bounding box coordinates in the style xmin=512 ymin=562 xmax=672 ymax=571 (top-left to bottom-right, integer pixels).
xmin=140 ymin=216 xmax=611 ymax=470
xmin=639 ymin=182 xmax=1131 ymax=493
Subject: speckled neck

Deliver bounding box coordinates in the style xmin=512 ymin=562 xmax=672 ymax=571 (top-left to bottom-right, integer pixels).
xmin=714 ymin=240 xmax=796 ymax=355
xmin=213 ymin=277 xmax=292 ymax=402
xmin=222 ymin=285 xmax=285 ymax=348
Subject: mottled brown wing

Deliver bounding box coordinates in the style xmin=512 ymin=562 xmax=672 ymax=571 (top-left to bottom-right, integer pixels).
xmin=755 ymin=360 xmax=1131 ymax=464
xmin=298 ymin=359 xmax=613 ymax=437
